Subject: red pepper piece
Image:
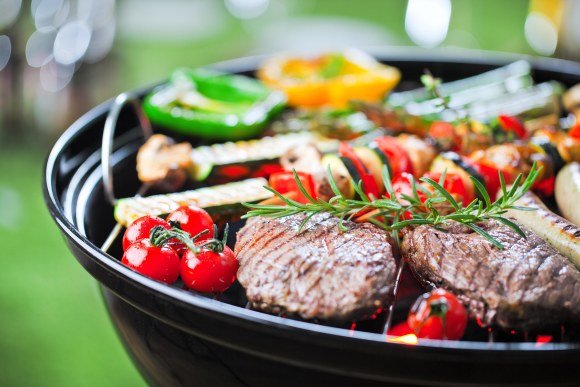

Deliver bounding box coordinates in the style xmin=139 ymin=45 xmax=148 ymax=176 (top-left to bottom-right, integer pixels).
xmin=424 ymin=172 xmax=473 ymax=204
xmin=269 ymin=171 xmax=316 ymax=204
xmin=374 ymin=136 xmax=414 ymax=176
xmin=569 ymin=123 xmax=580 ymax=139
xmin=498 ymin=115 xmax=528 ymax=139
xmin=533 ymin=175 xmax=555 ymax=197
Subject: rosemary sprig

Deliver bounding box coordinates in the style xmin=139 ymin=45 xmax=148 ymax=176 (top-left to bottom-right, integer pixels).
xmin=421 ymin=71 xmax=450 ymax=110
xmin=242 ymin=163 xmax=541 ymax=249
xmin=421 ymin=71 xmax=469 ymax=123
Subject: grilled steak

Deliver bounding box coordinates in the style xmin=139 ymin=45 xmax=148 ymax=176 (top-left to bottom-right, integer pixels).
xmin=401 ymin=221 xmax=580 ymax=330
xmin=235 ymin=213 xmax=396 ymax=322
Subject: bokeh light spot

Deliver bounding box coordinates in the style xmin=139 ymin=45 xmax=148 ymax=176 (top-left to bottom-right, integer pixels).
xmin=33 ymin=0 xmax=68 ymax=29
xmin=405 ymin=0 xmax=451 ymax=48
xmin=53 ymin=20 xmax=92 ymax=65
xmin=225 ymin=0 xmax=269 ymax=19
xmin=25 ymin=27 xmax=57 ymax=68
xmin=39 ymin=58 xmax=75 ymax=91
xmin=0 ymin=0 xmax=22 ymax=29
xmin=0 ymin=35 xmax=11 ymax=71
xmin=525 ymin=11 xmax=558 ymax=56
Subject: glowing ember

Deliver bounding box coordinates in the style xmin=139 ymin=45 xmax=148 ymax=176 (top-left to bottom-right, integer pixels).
xmin=387 ymin=334 xmax=418 ymax=345
xmin=535 ymin=335 xmax=553 ymax=347
xmin=370 ymin=307 xmax=383 ymax=320
xmin=387 ymin=321 xmax=413 ymax=336
xmin=349 ymin=322 xmax=357 ymax=337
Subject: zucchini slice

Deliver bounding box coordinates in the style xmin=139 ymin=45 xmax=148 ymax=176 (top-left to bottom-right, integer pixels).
xmin=189 ymin=132 xmax=339 ymax=183
xmin=321 ymin=154 xmax=356 ymax=199
xmin=430 ymin=152 xmax=485 ymax=200
xmin=353 ymin=146 xmax=385 ymax=189
xmin=340 ymin=156 xmax=363 ymax=184
xmin=114 ymin=178 xmax=272 ymax=227
xmin=368 ymin=143 xmax=393 ymax=178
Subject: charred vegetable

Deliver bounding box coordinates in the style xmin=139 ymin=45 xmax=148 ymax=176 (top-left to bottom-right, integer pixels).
xmin=258 ymin=49 xmax=400 ymax=108
xmin=269 ymin=108 xmax=378 ymax=140
xmin=143 ymin=68 xmax=286 ymax=140
xmin=189 ymin=132 xmax=339 ymax=183
xmin=136 ymin=134 xmax=193 ymax=190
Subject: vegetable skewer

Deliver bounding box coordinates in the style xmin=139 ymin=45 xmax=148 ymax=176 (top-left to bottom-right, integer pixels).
xmin=137 ymin=132 xmax=339 ymax=189
xmin=114 ymin=178 xmax=272 ymax=227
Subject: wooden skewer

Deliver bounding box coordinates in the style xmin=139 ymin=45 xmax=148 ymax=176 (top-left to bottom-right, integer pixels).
xmin=101 ymin=184 xmax=151 ymax=253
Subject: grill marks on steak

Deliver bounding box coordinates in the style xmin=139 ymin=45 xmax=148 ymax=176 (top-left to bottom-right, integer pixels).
xmin=401 ymin=221 xmax=580 ymax=330
xmin=235 ymin=214 xmax=396 ymax=322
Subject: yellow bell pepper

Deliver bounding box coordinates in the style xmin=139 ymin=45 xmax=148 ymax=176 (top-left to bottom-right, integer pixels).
xmin=258 ymin=50 xmax=401 ymax=109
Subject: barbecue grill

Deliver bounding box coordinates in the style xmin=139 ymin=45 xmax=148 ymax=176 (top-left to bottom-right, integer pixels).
xmin=43 ymin=48 xmax=580 ymax=386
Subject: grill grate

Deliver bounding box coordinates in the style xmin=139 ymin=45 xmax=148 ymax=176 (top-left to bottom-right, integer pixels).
xmin=98 ymin=96 xmax=576 ymax=345
xmin=100 ymin=209 xmax=575 ymax=344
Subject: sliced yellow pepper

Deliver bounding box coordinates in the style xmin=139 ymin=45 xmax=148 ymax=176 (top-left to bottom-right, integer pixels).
xmin=258 ymin=50 xmax=401 ymax=109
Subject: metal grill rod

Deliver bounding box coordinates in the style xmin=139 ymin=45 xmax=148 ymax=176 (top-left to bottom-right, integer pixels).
xmin=102 ymin=92 xmax=152 ymax=207
xmin=100 ymin=92 xmax=153 ymax=252
xmin=382 ymin=260 xmax=406 ymax=334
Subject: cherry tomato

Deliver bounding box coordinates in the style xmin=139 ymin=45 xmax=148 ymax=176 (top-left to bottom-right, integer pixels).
xmin=166 ymin=206 xmax=215 ymax=243
xmin=122 ymin=216 xmax=171 ymax=251
xmin=498 ymin=115 xmax=527 ymax=139
xmin=423 ymin=172 xmax=473 ymax=204
xmin=407 ymin=289 xmax=467 ymax=340
xmin=374 ymin=136 xmax=414 ymax=177
xmin=181 ymin=246 xmax=239 ymax=293
xmin=429 ymin=121 xmax=460 ymax=151
xmin=122 ymin=239 xmax=180 ymax=284
xmin=339 ymin=142 xmax=380 ymax=198
xmin=569 ymin=123 xmax=580 ymax=139
xmin=269 ymin=171 xmax=316 ymax=204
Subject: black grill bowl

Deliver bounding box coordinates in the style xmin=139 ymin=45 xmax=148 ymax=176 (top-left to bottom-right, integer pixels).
xmin=44 ymin=48 xmax=580 ymax=386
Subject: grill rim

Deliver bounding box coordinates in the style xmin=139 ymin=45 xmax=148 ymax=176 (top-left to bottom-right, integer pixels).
xmin=44 ymin=47 xmax=580 ymax=355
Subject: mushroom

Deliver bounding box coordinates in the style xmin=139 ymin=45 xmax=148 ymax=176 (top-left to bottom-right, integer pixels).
xmin=563 ymin=83 xmax=580 ymax=120
xmin=279 ymin=143 xmax=338 ymax=200
xmin=280 ymin=143 xmax=323 ymax=175
xmin=136 ymin=134 xmax=193 ymax=191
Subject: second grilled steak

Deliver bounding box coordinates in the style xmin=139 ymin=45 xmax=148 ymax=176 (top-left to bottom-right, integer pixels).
xmin=235 ymin=213 xmax=396 ymax=322
xmin=401 ymin=221 xmax=580 ymax=330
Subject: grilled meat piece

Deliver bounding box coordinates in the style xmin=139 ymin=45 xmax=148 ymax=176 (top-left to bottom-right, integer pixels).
xmin=235 ymin=213 xmax=396 ymax=322
xmin=401 ymin=221 xmax=580 ymax=330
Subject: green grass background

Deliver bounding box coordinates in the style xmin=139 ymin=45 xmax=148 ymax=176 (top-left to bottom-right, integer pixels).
xmin=0 ymin=149 xmax=145 ymax=386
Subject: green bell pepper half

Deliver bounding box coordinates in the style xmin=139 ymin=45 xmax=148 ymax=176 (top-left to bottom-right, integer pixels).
xmin=142 ymin=68 xmax=287 ymax=141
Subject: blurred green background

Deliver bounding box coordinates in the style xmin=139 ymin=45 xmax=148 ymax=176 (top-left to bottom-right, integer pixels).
xmin=0 ymin=0 xmax=578 ymax=386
